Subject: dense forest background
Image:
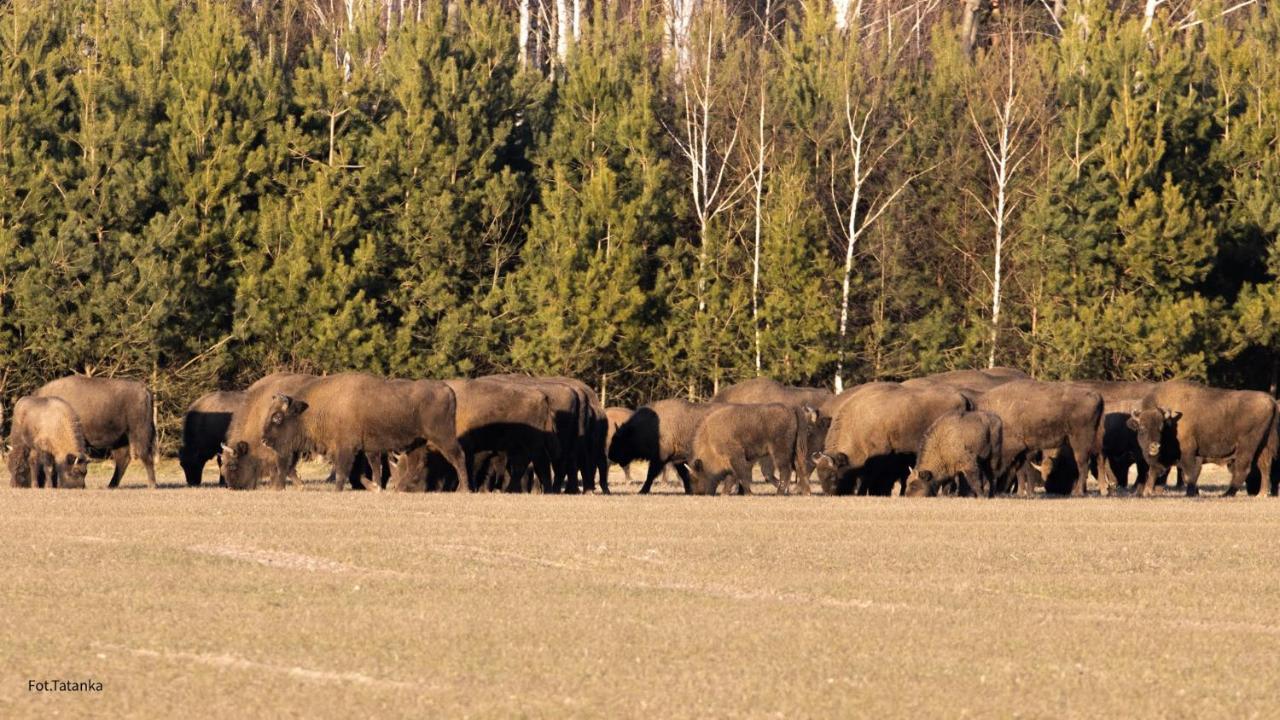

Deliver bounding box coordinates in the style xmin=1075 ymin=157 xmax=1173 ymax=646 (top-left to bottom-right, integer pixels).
xmin=2 ymin=0 xmax=1279 ymax=445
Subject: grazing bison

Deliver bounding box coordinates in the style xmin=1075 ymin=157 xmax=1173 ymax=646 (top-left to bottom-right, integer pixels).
xmin=7 ymin=396 xmax=90 ymax=489
xmin=608 ymin=399 xmax=721 ymax=494
xmin=179 ymin=391 xmax=246 ymax=487
xmin=221 ymin=373 xmax=317 ymax=490
xmin=902 ymin=367 xmax=1029 ymax=393
xmin=689 ymin=403 xmax=818 ymax=495
xmin=605 ymin=407 xmax=635 ymax=483
xmin=261 ymin=373 xmax=468 ymax=493
xmin=32 ymin=375 xmax=156 ymax=488
xmin=907 ymin=410 xmax=1004 ymax=498
xmin=390 ymin=378 xmax=557 ymax=493
xmin=1129 ymin=380 xmax=1277 ymax=497
xmin=975 ymin=380 xmax=1103 ymax=497
xmin=814 ymin=383 xmax=970 ymax=496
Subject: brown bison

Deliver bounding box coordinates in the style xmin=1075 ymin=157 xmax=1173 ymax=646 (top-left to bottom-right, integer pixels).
xmin=32 ymin=375 xmax=156 ymax=488
xmin=689 ymin=403 xmax=818 ymax=495
xmin=1129 ymin=380 xmax=1277 ymax=497
xmin=179 ymin=390 xmax=246 ymax=487
xmin=221 ymin=373 xmax=317 ymax=490
xmin=814 ymin=383 xmax=970 ymax=496
xmin=487 ymin=375 xmax=609 ymax=494
xmin=261 ymin=373 xmax=468 ymax=493
xmin=975 ymin=380 xmax=1103 ymax=497
xmin=712 ymin=377 xmax=837 ymax=478
xmin=608 ymin=399 xmax=721 ymax=494
xmin=1067 ymin=381 xmax=1157 ymax=491
xmin=902 ymin=367 xmax=1029 ymax=393
xmin=605 ymin=406 xmax=635 ymax=483
xmin=907 ymin=410 xmax=1004 ymax=498
xmin=390 ymin=377 xmax=557 ymax=493
xmin=7 ymin=396 xmax=90 ymax=489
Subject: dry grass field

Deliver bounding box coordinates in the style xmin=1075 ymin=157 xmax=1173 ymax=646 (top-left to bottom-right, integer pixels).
xmin=3 ymin=460 xmax=1279 ymax=718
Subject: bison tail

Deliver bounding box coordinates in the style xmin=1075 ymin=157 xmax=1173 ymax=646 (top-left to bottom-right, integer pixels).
xmin=135 ymin=388 xmax=158 ymax=462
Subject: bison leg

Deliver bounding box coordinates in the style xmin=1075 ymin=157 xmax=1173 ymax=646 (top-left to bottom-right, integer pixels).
xmin=107 ymin=446 xmax=132 ymax=489
xmin=439 ymin=442 xmax=471 ymax=494
xmin=1225 ymin=457 xmax=1250 ymax=498
xmin=731 ymin=459 xmax=754 ymax=495
xmin=330 ymin=450 xmax=356 ymax=492
xmin=774 ymin=457 xmax=792 ymax=496
xmin=639 ymin=462 xmax=663 ymax=495
xmin=672 ymin=463 xmax=695 ymax=495
xmin=1072 ymin=447 xmax=1091 ymax=497
xmin=356 ymin=452 xmax=383 ymax=492
xmin=1181 ymin=457 xmax=1202 ymax=498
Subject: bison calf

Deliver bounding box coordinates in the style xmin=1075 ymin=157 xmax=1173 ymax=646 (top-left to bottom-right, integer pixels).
xmin=7 ymin=397 xmax=90 ymax=489
xmin=689 ymin=403 xmax=817 ymax=496
xmin=908 ymin=410 xmax=1004 ymax=498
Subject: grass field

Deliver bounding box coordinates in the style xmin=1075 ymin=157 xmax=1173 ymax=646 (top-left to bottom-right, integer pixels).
xmin=3 ymin=460 xmax=1279 ymax=718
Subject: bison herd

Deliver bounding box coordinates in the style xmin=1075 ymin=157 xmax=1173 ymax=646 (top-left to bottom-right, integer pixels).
xmin=4 ymin=367 xmax=1278 ymax=497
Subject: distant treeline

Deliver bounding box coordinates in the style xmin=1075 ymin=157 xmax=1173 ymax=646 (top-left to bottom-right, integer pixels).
xmin=2 ymin=0 xmax=1279 ymax=447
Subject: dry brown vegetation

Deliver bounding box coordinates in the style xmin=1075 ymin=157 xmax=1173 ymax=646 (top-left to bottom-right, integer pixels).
xmin=3 ymin=461 xmax=1279 ymax=717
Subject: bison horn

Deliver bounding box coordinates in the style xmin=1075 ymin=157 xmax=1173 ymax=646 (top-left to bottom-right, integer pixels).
xmin=221 ymin=443 xmax=235 ymax=456
xmin=810 ymin=451 xmax=826 ymax=463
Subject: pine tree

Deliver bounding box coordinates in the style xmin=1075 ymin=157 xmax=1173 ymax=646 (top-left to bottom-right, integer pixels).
xmin=503 ymin=3 xmax=675 ymax=402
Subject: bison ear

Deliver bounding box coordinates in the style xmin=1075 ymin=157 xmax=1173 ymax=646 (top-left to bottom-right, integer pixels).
xmin=287 ymin=399 xmax=309 ymax=416
xmin=833 ymin=452 xmax=849 ymax=466
xmin=917 ymin=470 xmax=933 ymax=484
xmin=65 ymin=453 xmax=77 ymax=466
xmin=235 ymin=441 xmax=250 ymax=456
xmin=76 ymin=454 xmax=88 ymax=466
xmin=388 ymin=453 xmax=402 ymax=470
xmin=691 ymin=458 xmax=703 ymax=473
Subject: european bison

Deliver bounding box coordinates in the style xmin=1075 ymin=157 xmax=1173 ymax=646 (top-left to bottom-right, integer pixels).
xmin=487 ymin=375 xmax=609 ymax=494
xmin=33 ymin=375 xmax=156 ymax=488
xmin=902 ymin=367 xmax=1029 ymax=393
xmin=907 ymin=410 xmax=1004 ymax=498
xmin=712 ymin=377 xmax=836 ymax=479
xmin=1129 ymin=380 xmax=1277 ymax=497
xmin=221 ymin=373 xmax=316 ymax=490
xmin=975 ymin=380 xmax=1103 ymax=497
xmin=1067 ymin=381 xmax=1156 ymax=491
xmin=7 ymin=396 xmax=90 ymax=489
xmin=689 ymin=403 xmax=818 ymax=495
xmin=179 ymin=390 xmax=246 ymax=487
xmin=608 ymin=399 xmax=720 ymax=494
xmin=390 ymin=378 xmax=557 ymax=493
xmin=261 ymin=373 xmax=468 ymax=493
xmin=605 ymin=406 xmax=635 ymax=483
xmin=814 ymin=383 xmax=970 ymax=496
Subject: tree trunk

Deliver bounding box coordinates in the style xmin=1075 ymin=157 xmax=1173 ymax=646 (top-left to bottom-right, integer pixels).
xmin=960 ymin=0 xmax=982 ymax=57
xmin=752 ymin=80 xmax=765 ymax=376
xmin=519 ymin=0 xmax=531 ymax=68
xmin=556 ymin=0 xmax=570 ymax=65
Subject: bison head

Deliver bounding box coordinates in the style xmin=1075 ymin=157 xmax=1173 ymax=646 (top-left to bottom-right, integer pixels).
xmin=6 ymin=445 xmax=31 ymax=487
xmin=811 ymin=451 xmax=850 ymax=495
xmin=261 ymin=393 xmax=308 ymax=450
xmin=905 ymin=469 xmax=934 ymax=497
xmin=388 ymin=449 xmax=427 ymax=492
xmin=220 ymin=440 xmax=260 ymax=490
xmin=1127 ymin=407 xmax=1181 ymax=468
xmin=58 ymin=453 xmax=89 ymax=489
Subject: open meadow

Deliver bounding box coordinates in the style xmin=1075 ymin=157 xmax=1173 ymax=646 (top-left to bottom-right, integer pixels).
xmin=2 ymin=460 xmax=1279 ymax=718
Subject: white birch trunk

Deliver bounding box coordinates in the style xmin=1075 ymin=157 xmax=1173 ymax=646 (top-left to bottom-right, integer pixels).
xmin=573 ymin=0 xmax=582 ymax=42
xmin=1142 ymin=0 xmax=1161 ymax=33
xmin=833 ymin=0 xmax=851 ymax=29
xmin=752 ymin=80 xmax=766 ymax=376
xmin=666 ymin=0 xmax=696 ymax=81
xmin=519 ymin=0 xmax=532 ymax=68
xmin=556 ymin=0 xmax=570 ymax=64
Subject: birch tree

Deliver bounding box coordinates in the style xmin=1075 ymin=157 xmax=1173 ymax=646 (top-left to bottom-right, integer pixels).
xmin=967 ymin=28 xmax=1035 ymax=368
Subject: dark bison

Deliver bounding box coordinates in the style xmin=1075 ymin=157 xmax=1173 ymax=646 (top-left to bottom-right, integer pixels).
xmin=1067 ymin=381 xmax=1156 ymax=491
xmin=390 ymin=378 xmax=557 ymax=493
xmin=487 ymin=375 xmax=609 ymax=494
xmin=605 ymin=407 xmax=635 ymax=483
xmin=7 ymin=396 xmax=90 ymax=489
xmin=907 ymin=410 xmax=1003 ymax=498
xmin=902 ymin=367 xmax=1029 ymax=393
xmin=1129 ymin=380 xmax=1277 ymax=497
xmin=814 ymin=383 xmax=970 ymax=496
xmin=689 ymin=403 xmax=818 ymax=495
xmin=33 ymin=375 xmax=156 ymax=488
xmin=261 ymin=373 xmax=468 ymax=493
xmin=975 ymin=380 xmax=1103 ymax=497
xmin=221 ymin=373 xmax=317 ymax=490
xmin=179 ymin=390 xmax=246 ymax=487
xmin=608 ymin=399 xmax=721 ymax=494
